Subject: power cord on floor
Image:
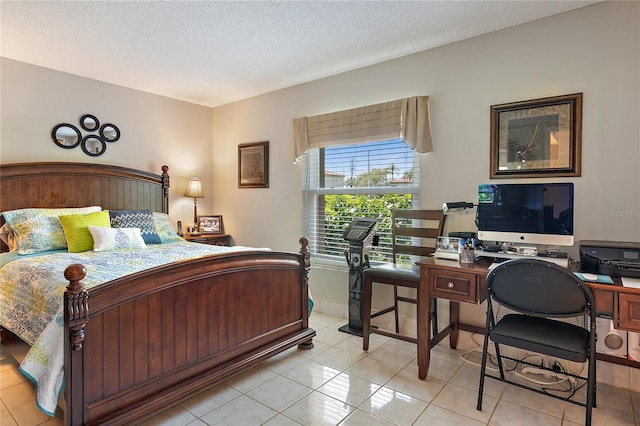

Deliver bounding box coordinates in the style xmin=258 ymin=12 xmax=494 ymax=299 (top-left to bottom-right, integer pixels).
xmin=513 ymin=365 xmax=575 ymax=386
xmin=461 ymin=332 xmax=585 ymax=393
xmin=540 ymin=361 xmax=587 ymax=400
xmin=460 ymin=335 xmax=542 ymax=373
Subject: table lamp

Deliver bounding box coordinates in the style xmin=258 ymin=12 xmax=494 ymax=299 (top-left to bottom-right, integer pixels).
xmin=184 ymin=177 xmax=204 ymax=228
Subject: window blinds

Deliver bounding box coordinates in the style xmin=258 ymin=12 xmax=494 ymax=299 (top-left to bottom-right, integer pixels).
xmin=302 ymin=140 xmax=420 ymax=261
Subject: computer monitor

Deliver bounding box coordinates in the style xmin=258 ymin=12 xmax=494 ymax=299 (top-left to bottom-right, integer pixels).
xmin=476 ymin=182 xmax=574 ymax=247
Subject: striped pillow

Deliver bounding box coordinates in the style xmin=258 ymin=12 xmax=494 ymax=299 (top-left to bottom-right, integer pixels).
xmin=108 ymin=210 xmax=161 ymax=244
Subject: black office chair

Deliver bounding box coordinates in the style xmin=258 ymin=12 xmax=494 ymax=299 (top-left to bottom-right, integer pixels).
xmin=362 ymin=209 xmax=445 ymax=343
xmin=477 ymin=259 xmax=597 ymax=426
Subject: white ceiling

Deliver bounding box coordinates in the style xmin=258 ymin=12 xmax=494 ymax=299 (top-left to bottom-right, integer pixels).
xmin=1 ymin=1 xmax=600 ymax=108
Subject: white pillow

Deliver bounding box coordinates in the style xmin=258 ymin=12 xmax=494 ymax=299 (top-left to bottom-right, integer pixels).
xmin=88 ymin=226 xmax=147 ymax=252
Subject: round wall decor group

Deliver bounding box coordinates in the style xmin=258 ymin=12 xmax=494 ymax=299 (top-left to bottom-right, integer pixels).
xmin=52 ymin=114 xmax=120 ymax=157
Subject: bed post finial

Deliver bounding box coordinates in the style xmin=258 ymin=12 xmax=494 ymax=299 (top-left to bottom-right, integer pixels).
xmin=64 ymin=264 xmax=89 ymax=351
xmin=161 ymin=165 xmax=170 ymax=213
xmin=298 ymin=236 xmax=310 ymax=271
xmin=299 ymin=236 xmax=309 ymax=253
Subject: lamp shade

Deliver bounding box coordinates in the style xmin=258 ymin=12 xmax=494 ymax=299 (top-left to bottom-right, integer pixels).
xmin=184 ymin=178 xmax=204 ymax=198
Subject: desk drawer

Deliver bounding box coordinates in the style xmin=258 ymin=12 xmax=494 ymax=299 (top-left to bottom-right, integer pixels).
xmin=430 ymin=270 xmax=477 ymax=303
xmin=619 ymin=293 xmax=640 ymax=332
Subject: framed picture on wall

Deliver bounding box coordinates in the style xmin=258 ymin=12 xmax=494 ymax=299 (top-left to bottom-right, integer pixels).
xmin=238 ymin=141 xmax=269 ymax=188
xmin=490 ymin=93 xmax=582 ymax=178
xmin=197 ymin=215 xmax=224 ymax=234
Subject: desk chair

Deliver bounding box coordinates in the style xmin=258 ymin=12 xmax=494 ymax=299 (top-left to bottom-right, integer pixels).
xmin=477 ymin=259 xmax=596 ymax=426
xmin=362 ymin=209 xmax=445 ymax=343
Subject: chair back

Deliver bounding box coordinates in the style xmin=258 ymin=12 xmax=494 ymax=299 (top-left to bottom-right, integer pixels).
xmin=487 ymin=259 xmax=594 ymax=318
xmin=391 ymin=209 xmax=445 ymax=263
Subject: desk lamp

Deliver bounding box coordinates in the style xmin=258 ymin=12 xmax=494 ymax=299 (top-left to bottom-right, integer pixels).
xmin=442 ymin=201 xmax=474 ymax=214
xmin=184 ymin=177 xmax=204 ymax=228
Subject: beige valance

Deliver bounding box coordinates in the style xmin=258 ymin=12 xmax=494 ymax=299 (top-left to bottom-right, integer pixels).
xmin=293 ymin=96 xmax=432 ymax=161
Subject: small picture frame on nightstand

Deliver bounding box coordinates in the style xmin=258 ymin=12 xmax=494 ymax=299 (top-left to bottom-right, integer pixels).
xmin=197 ymin=215 xmax=224 ymax=235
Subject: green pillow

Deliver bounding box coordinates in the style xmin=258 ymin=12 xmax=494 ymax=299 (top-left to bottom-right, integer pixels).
xmin=59 ymin=211 xmax=111 ymax=253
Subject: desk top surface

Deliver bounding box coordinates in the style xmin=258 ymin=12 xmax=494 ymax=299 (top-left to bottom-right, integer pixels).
xmin=417 ymin=256 xmax=493 ymax=275
xmin=417 ymin=256 xmax=640 ymax=294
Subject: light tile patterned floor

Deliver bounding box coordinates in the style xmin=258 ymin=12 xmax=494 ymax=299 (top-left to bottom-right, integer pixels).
xmin=2 ymin=313 xmax=640 ymax=425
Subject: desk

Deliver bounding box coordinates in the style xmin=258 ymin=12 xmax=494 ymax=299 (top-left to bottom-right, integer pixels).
xmin=363 ymin=257 xmax=640 ymax=380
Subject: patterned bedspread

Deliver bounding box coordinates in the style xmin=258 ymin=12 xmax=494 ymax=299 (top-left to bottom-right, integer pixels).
xmin=0 ymin=241 xmax=265 ymax=416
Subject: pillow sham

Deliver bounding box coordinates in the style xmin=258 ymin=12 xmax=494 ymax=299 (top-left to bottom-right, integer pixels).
xmin=152 ymin=212 xmax=183 ymax=243
xmin=0 ymin=223 xmax=17 ymax=252
xmin=2 ymin=206 xmax=102 ymax=254
xmin=109 ymin=210 xmax=162 ymax=244
xmin=59 ymin=211 xmax=111 ymax=253
xmin=88 ymin=226 xmax=147 ymax=252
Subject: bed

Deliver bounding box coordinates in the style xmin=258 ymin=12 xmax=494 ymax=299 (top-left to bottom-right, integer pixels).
xmin=0 ymin=162 xmax=315 ymax=426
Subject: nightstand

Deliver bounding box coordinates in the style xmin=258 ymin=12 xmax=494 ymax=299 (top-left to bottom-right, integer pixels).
xmin=183 ymin=234 xmax=230 ymax=246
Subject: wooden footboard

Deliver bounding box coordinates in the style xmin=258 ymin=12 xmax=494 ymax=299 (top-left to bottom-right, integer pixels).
xmin=63 ymin=239 xmax=315 ymax=426
xmin=0 ymin=162 xmax=316 ymax=424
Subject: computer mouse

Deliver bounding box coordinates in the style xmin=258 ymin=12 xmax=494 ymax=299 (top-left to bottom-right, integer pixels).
xmin=582 ymin=273 xmax=598 ymax=281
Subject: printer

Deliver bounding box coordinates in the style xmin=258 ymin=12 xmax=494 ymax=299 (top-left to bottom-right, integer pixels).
xmin=580 ymin=240 xmax=640 ymax=278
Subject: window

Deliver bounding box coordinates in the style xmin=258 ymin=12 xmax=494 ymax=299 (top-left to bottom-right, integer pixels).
xmin=295 ymin=96 xmax=431 ymax=263
xmin=302 ymin=139 xmax=420 ymax=263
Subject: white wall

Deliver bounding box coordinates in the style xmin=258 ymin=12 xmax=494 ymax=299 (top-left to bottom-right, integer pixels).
xmin=210 ymin=2 xmax=640 ymax=319
xmin=0 ymin=58 xmax=214 ymax=228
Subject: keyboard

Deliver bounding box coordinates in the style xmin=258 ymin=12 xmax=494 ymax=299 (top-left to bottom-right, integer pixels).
xmin=475 ymin=250 xmax=569 ymax=268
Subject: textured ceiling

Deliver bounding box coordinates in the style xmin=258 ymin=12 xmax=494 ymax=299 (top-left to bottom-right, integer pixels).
xmin=1 ymin=1 xmax=599 ymax=108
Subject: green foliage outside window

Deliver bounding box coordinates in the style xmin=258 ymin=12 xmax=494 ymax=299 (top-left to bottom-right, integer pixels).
xmin=322 ymin=193 xmax=413 ymax=262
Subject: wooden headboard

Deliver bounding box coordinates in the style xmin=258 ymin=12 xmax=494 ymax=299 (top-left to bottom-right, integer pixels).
xmin=0 ymin=162 xmax=170 ymax=251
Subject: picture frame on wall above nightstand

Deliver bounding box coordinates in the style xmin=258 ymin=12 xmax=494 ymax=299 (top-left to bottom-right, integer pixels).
xmin=197 ymin=215 xmax=224 ymax=234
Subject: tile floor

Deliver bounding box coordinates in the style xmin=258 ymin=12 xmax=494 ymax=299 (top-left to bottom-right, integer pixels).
xmin=2 ymin=313 xmax=640 ymax=425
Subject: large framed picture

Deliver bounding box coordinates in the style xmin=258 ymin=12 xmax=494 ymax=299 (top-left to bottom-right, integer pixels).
xmin=490 ymin=93 xmax=582 ymax=178
xmin=238 ymin=141 xmax=269 ymax=188
xmin=197 ymin=215 xmax=224 ymax=234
